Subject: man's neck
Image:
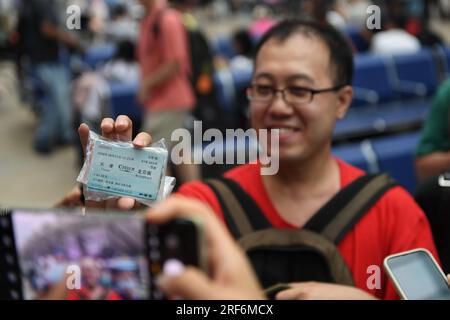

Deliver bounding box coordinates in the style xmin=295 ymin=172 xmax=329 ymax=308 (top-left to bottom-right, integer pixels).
xmin=263 ymin=147 xmax=340 ymax=195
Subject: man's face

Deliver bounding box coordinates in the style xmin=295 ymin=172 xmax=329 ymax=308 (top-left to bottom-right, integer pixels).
xmin=250 ymin=33 xmax=351 ymax=163
xmin=81 ymin=260 xmax=100 ymax=287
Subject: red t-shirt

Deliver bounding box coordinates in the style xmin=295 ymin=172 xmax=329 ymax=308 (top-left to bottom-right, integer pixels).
xmin=66 ymin=287 xmax=122 ymax=300
xmin=177 ymin=158 xmax=439 ymax=300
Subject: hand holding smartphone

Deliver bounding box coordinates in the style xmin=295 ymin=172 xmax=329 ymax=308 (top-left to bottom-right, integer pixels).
xmin=146 ymin=218 xmax=206 ymax=299
xmin=0 ymin=209 xmax=205 ymax=300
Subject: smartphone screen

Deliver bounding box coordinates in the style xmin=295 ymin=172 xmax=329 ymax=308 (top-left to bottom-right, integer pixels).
xmin=1 ymin=209 xmax=202 ymax=300
xmin=385 ymin=250 xmax=450 ymax=300
xmin=0 ymin=209 xmax=204 ymax=300
xmin=11 ymin=209 xmax=148 ymax=300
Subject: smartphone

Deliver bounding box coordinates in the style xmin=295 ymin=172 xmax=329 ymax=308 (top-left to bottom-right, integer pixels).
xmin=146 ymin=217 xmax=206 ymax=299
xmin=0 ymin=208 xmax=206 ymax=300
xmin=438 ymin=172 xmax=450 ymax=187
xmin=383 ymin=248 xmax=450 ymax=300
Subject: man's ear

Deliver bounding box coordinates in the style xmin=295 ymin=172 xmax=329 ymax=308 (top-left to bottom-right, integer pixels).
xmin=335 ymin=85 xmax=353 ymax=120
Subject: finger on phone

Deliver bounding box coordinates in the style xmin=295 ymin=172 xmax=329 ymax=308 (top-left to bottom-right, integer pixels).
xmin=133 ymin=132 xmax=152 ymax=148
xmin=148 ymin=196 xmax=199 ymax=224
xmin=157 ymin=266 xmax=213 ymax=300
xmin=147 ymin=196 xmax=233 ymax=249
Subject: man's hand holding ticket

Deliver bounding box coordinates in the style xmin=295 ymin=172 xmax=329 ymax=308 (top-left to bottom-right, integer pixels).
xmin=77 ymin=116 xmax=175 ymax=209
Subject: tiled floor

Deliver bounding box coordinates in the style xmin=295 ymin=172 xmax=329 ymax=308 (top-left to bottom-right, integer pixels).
xmin=0 ymin=100 xmax=79 ymax=208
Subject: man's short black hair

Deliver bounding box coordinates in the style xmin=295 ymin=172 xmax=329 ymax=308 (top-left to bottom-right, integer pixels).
xmin=254 ymin=19 xmax=354 ymax=86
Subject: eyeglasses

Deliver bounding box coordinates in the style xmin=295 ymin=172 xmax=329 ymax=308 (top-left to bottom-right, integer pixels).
xmin=247 ymin=83 xmax=345 ymax=105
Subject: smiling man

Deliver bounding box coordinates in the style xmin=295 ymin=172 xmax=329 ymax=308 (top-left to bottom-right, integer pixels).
xmin=176 ymin=20 xmax=439 ymax=299
xmin=75 ymin=19 xmax=439 ymax=300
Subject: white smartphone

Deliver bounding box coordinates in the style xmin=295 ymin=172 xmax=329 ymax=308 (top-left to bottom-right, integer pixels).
xmin=384 ymin=248 xmax=450 ymax=300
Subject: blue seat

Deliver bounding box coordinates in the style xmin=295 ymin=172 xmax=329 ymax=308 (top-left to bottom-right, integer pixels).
xmin=336 ymin=52 xmax=432 ymax=142
xmin=83 ymin=44 xmax=117 ymax=70
xmin=352 ymin=54 xmax=397 ymax=107
xmin=344 ymin=26 xmax=369 ymax=53
xmin=335 ymin=131 xmax=421 ymax=193
xmin=370 ymin=131 xmax=421 ymax=192
xmin=335 ymin=107 xmax=385 ymax=140
xmin=374 ymin=100 xmax=429 ymax=131
xmin=392 ymin=49 xmax=440 ymax=97
xmin=212 ymin=36 xmax=236 ymax=60
xmin=108 ymin=82 xmax=142 ymax=120
xmin=335 ymin=99 xmax=429 ymax=142
xmin=333 ymin=141 xmax=370 ymax=172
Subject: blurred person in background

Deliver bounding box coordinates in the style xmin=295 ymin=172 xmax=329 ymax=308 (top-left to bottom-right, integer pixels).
xmin=229 ymin=29 xmax=254 ymax=72
xmin=18 ymin=0 xmax=80 ymax=154
xmin=73 ymin=39 xmax=139 ymax=133
xmin=67 ymin=257 xmax=121 ymax=300
xmin=344 ymin=0 xmax=373 ymax=29
xmin=213 ymin=27 xmax=254 ymax=129
xmin=325 ymin=0 xmax=348 ymax=30
xmin=249 ymin=4 xmax=276 ymax=41
xmin=103 ymin=3 xmax=139 ymax=42
xmin=87 ymin=0 xmax=109 ymax=42
xmin=415 ymin=79 xmax=450 ymax=181
xmin=214 ymin=28 xmax=254 ymax=72
xmin=370 ymin=14 xmax=421 ymax=55
xmin=137 ymin=0 xmax=200 ymax=183
xmin=111 ymin=268 xmax=141 ymax=300
xmin=0 ymin=0 xmax=20 ymax=110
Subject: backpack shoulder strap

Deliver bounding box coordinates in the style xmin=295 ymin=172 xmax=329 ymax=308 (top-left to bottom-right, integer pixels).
xmin=205 ymin=177 xmax=271 ymax=239
xmin=152 ymin=8 xmax=168 ymax=38
xmin=304 ymin=173 xmax=397 ymax=244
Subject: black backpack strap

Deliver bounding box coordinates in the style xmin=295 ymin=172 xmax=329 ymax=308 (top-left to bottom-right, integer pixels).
xmin=152 ymin=8 xmax=168 ymax=38
xmin=304 ymin=173 xmax=397 ymax=244
xmin=205 ymin=177 xmax=271 ymax=238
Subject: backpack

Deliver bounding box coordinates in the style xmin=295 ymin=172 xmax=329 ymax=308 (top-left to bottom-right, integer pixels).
xmin=205 ymin=173 xmax=397 ymax=295
xmin=152 ymin=9 xmax=222 ymax=129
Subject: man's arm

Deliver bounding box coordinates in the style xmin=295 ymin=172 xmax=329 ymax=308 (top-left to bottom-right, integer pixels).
xmin=41 ymin=21 xmax=79 ymax=49
xmin=141 ymin=60 xmax=180 ymax=92
xmin=415 ymin=151 xmax=450 ymax=181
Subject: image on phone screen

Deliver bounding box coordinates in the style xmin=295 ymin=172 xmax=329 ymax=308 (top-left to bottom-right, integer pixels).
xmin=11 ymin=210 xmax=148 ymax=300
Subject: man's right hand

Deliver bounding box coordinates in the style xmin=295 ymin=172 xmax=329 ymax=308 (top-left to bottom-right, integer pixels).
xmin=78 ymin=115 xmax=152 ymax=210
xmin=147 ymin=196 xmax=265 ymax=300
